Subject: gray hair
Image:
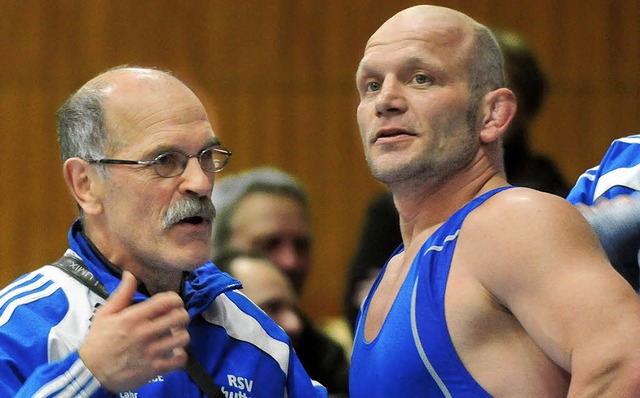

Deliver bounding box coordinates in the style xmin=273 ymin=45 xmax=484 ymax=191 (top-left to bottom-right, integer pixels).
xmin=56 ymin=65 xmax=178 ymax=163
xmin=211 ymin=166 xmax=309 ymax=254
xmin=56 ymin=83 xmax=109 ymax=163
xmin=56 ymin=81 xmax=110 ymax=217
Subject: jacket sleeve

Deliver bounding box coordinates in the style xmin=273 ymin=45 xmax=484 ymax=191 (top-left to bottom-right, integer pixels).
xmin=567 ymin=134 xmax=640 ymax=205
xmin=3 ymin=351 xmax=105 ymax=398
xmin=0 ymin=270 xmax=107 ymax=397
xmin=286 ymin=345 xmax=329 ymax=398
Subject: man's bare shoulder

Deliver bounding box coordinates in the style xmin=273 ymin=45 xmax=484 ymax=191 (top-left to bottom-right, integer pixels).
xmin=475 ymin=187 xmax=579 ymax=222
xmin=448 ymin=187 xmax=640 ymax=396
xmin=456 ymin=186 xmax=608 ymax=305
xmin=465 ymin=187 xmax=593 ymax=245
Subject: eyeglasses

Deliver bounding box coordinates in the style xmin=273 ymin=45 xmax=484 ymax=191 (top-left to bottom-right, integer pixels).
xmin=85 ymin=146 xmax=232 ymax=178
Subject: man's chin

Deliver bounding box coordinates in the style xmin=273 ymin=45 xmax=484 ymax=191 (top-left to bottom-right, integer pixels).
xmin=163 ymin=245 xmax=211 ymax=270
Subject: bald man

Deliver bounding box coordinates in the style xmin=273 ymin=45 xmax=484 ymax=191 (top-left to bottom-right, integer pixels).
xmin=350 ymin=5 xmax=640 ymax=397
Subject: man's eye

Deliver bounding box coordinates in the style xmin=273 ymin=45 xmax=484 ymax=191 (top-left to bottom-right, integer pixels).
xmin=261 ymin=237 xmax=282 ymax=252
xmin=414 ymin=74 xmax=432 ymax=84
xmin=155 ymin=152 xmax=179 ymax=166
xmin=366 ymin=81 xmax=381 ymax=92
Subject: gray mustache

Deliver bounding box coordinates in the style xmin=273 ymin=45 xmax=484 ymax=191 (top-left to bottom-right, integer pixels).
xmin=163 ymin=197 xmax=216 ymax=228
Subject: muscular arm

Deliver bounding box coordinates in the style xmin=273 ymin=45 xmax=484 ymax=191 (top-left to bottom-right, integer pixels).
xmin=471 ymin=189 xmax=640 ymax=396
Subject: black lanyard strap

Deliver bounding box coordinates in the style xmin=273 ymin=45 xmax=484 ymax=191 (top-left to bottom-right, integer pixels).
xmin=51 ymin=255 xmax=225 ymax=398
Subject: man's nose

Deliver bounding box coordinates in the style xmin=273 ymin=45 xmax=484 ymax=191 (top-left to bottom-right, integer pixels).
xmin=375 ymin=79 xmax=407 ymax=116
xmin=272 ymin=242 xmax=300 ymax=271
xmin=180 ymin=157 xmax=214 ymax=197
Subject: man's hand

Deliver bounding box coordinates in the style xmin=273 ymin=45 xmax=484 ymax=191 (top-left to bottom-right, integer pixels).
xmin=78 ymin=271 xmax=191 ymax=392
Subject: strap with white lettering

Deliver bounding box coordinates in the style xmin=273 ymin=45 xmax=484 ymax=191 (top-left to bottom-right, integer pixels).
xmin=51 ymin=255 xmax=225 ymax=398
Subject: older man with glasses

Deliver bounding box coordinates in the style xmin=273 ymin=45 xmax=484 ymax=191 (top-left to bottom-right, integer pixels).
xmin=0 ymin=65 xmax=326 ymax=398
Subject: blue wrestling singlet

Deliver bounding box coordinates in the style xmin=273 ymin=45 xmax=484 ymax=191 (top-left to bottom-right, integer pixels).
xmin=350 ymin=187 xmax=513 ymax=397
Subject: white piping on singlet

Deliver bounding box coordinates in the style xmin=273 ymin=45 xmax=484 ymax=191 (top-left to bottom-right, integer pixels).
xmin=410 ymin=229 xmax=461 ymax=398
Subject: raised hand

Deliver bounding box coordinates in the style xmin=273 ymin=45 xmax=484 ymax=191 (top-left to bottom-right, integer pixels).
xmin=78 ymin=271 xmax=191 ymax=393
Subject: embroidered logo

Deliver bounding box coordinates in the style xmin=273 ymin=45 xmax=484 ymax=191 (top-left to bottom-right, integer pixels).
xmin=221 ymin=374 xmax=254 ymax=397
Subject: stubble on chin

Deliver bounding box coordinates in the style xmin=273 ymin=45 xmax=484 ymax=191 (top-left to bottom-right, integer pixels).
xmin=367 ymin=149 xmax=466 ymax=190
xmin=367 ymin=150 xmax=424 ymax=185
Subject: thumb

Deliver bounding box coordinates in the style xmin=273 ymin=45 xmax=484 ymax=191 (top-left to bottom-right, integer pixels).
xmin=100 ymin=271 xmax=138 ymax=315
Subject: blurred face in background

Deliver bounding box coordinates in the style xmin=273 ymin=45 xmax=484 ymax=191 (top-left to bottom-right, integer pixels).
xmin=228 ymin=192 xmax=311 ymax=294
xmin=229 ymin=256 xmax=304 ymax=344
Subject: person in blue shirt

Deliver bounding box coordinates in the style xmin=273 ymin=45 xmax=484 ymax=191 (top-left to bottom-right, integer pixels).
xmin=568 ymin=134 xmax=640 ymax=291
xmin=350 ymin=5 xmax=640 ymax=397
xmin=0 ymin=65 xmax=326 ymax=398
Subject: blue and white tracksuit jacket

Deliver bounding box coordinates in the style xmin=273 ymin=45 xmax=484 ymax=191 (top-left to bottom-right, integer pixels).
xmin=567 ymin=134 xmax=640 ymax=204
xmin=0 ymin=221 xmax=327 ymax=397
xmin=567 ymin=134 xmax=640 ymax=282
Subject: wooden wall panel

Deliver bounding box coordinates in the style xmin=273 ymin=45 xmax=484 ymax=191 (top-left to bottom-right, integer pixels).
xmin=0 ymin=0 xmax=638 ymax=321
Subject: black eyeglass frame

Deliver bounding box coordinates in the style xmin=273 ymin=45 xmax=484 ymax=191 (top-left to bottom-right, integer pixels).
xmin=85 ymin=146 xmax=232 ymax=178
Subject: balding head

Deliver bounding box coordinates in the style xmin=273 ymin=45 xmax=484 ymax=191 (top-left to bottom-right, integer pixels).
xmin=86 ymin=67 xmax=205 ymax=155
xmin=359 ymin=5 xmax=504 ymax=105
xmin=57 ymin=66 xmax=208 ymax=162
xmin=355 ymin=5 xmax=513 ymax=186
xmin=365 ymin=5 xmax=478 ymax=54
xmin=58 ymin=65 xmax=221 ymax=290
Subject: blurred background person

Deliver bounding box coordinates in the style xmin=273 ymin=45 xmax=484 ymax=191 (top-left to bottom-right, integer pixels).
xmin=494 ymin=28 xmax=570 ymax=197
xmin=212 ymin=167 xmax=311 ymax=294
xmin=213 ymin=249 xmax=305 ymax=346
xmin=211 ymin=166 xmax=350 ymax=396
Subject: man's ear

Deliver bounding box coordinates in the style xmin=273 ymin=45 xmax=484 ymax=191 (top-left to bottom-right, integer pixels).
xmin=479 ymin=88 xmax=517 ymax=143
xmin=63 ymin=158 xmax=104 ymax=216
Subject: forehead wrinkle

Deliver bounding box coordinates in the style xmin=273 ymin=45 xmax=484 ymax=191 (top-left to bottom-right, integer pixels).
xmin=101 ymin=76 xmax=212 ymax=153
xmin=135 ymin=104 xmax=210 ymax=133
xmin=104 ymin=105 xmax=212 ymax=154
xmin=104 ymin=81 xmax=207 ymax=127
xmin=366 ymin=24 xmax=473 ymax=56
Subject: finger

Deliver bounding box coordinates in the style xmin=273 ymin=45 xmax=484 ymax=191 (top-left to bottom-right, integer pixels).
xmin=126 ymin=292 xmax=188 ymax=324
xmin=98 ymin=271 xmax=138 ymax=315
xmin=151 ymin=346 xmax=189 ymax=374
xmin=148 ymin=328 xmax=191 ymax=357
xmin=145 ymin=306 xmax=191 ymax=341
xmin=118 ymin=294 xmax=189 ymax=344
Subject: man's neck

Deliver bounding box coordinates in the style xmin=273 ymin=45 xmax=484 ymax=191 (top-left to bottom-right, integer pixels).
xmin=81 ymin=222 xmax=185 ymax=295
xmin=391 ymin=161 xmax=507 ymax=250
